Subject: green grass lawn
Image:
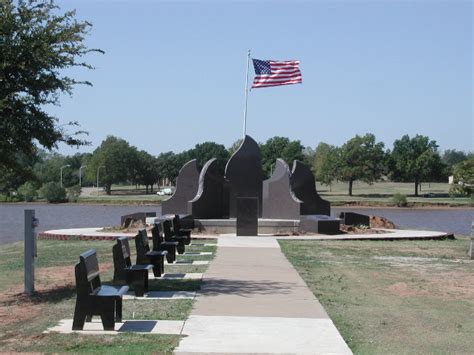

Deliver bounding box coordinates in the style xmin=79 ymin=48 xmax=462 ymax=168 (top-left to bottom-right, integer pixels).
xmin=280 ymin=238 xmax=474 ymax=354
xmin=72 ymin=181 xmax=472 ymax=206
xmin=0 ymin=239 xmax=216 ymax=353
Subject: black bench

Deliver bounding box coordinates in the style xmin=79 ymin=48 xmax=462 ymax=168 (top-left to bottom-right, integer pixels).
xmin=151 ymin=222 xmax=178 ymax=263
xmin=172 ymin=214 xmax=192 ymax=245
xmin=163 ymin=219 xmax=187 ymax=254
xmin=135 ymin=229 xmax=168 ymax=277
xmin=73 ymin=249 xmax=129 ymax=331
xmin=113 ymin=237 xmax=153 ymax=297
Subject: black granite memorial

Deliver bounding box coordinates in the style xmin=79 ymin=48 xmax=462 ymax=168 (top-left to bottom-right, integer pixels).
xmin=225 ymin=135 xmax=263 ymax=217
xmin=236 ymin=197 xmax=258 ymax=236
xmin=290 ymin=160 xmax=331 ymax=216
xmin=162 ymin=159 xmax=200 ymax=215
xmin=262 ymin=159 xmax=301 ymax=219
xmin=299 ymin=215 xmax=341 ymax=235
xmin=339 ymin=212 xmax=370 ymax=227
xmin=188 ymin=158 xmax=226 ymax=219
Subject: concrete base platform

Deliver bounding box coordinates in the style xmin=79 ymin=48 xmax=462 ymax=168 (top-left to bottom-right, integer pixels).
xmin=166 ymin=260 xmax=209 ymax=265
xmin=153 ymin=273 xmax=203 ymax=280
xmin=45 ymin=318 xmax=184 ymax=335
xmin=194 ymin=218 xmax=299 ymax=234
xmin=175 ymin=315 xmax=351 ymax=354
xmin=123 ymin=291 xmax=196 ymax=300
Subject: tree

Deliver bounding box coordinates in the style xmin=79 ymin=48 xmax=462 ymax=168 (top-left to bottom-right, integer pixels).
xmin=312 ymin=143 xmax=340 ymax=188
xmin=228 ymin=139 xmax=243 ymax=156
xmin=442 ymin=149 xmax=470 ymax=175
xmin=338 ymin=134 xmax=386 ymax=196
xmin=156 ymin=151 xmax=189 ymax=185
xmin=85 ymin=136 xmax=136 ymax=194
xmin=449 ymin=158 xmax=474 ymax=196
xmin=188 ymin=142 xmax=229 ymax=173
xmin=134 ymin=150 xmax=159 ymax=194
xmin=388 ymin=134 xmax=445 ymax=196
xmin=260 ymin=137 xmax=305 ymax=177
xmin=0 ymin=0 xmax=102 ymax=176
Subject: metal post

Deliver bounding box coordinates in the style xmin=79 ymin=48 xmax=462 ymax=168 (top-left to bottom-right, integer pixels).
xmin=97 ymin=166 xmax=104 ymax=195
xmin=79 ymin=165 xmax=87 ymax=187
xmin=60 ymin=164 xmax=70 ymax=187
xmin=243 ymin=49 xmax=251 ymax=138
xmin=24 ymin=209 xmax=37 ymax=295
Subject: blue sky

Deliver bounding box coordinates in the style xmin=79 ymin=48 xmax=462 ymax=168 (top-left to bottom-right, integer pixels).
xmin=51 ymin=0 xmax=472 ymax=155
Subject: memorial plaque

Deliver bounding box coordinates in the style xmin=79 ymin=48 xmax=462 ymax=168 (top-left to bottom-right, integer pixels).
xmin=236 ymin=197 xmax=258 ymax=236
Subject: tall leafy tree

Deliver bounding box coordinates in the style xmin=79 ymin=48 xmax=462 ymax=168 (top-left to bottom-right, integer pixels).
xmin=0 ymin=0 xmax=103 ymax=177
xmin=450 ymin=158 xmax=474 ymax=196
xmin=188 ymin=142 xmax=229 ymax=173
xmin=85 ymin=136 xmax=136 ymax=194
xmin=388 ymin=134 xmax=445 ymax=196
xmin=312 ymin=143 xmax=340 ymax=188
xmin=338 ymin=134 xmax=386 ymax=196
xmin=260 ymin=137 xmax=305 ymax=177
xmin=134 ymin=150 xmax=159 ymax=193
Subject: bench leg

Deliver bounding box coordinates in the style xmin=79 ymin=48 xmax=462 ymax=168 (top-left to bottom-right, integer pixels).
xmin=177 ymin=242 xmax=185 ymax=254
xmin=115 ymin=298 xmax=123 ymax=323
xmin=133 ymin=272 xmax=146 ymax=297
xmin=72 ymin=302 xmax=87 ymax=330
xmin=166 ymin=248 xmax=176 ymax=263
xmin=100 ymin=300 xmax=116 ymax=331
xmin=85 ymin=314 xmax=93 ymax=322
xmin=152 ymin=264 xmax=162 ymax=278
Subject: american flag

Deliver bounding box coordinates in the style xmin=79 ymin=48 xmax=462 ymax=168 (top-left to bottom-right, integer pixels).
xmin=251 ymin=59 xmax=302 ymax=89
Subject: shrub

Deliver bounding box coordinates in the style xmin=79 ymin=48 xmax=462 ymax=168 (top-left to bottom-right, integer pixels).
xmin=17 ymin=182 xmax=38 ymax=202
xmin=67 ymin=185 xmax=82 ymax=202
xmin=392 ymin=193 xmax=408 ymax=207
xmin=0 ymin=194 xmax=21 ymax=202
xmin=39 ymin=182 xmax=67 ymax=203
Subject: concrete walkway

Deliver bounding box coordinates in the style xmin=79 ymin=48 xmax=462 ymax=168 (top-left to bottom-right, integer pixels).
xmin=174 ymin=237 xmax=352 ymax=354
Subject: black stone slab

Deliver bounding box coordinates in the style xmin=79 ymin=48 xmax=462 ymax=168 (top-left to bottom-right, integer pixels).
xmin=339 ymin=212 xmax=370 ymax=226
xmin=236 ymin=197 xmax=258 ymax=236
xmin=299 ymin=215 xmax=341 ymax=235
xmin=188 ymin=158 xmax=226 ymax=219
xmin=162 ymin=159 xmax=200 ymax=215
xmin=225 ymin=135 xmax=263 ymax=218
xmin=262 ymin=159 xmax=301 ymax=219
xmin=290 ymin=160 xmax=331 ymax=216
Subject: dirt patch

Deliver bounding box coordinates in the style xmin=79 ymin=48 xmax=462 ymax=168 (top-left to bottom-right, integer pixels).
xmin=339 ymin=225 xmax=388 ymax=234
xmin=369 ymin=215 xmax=396 ymax=229
xmin=0 ymin=263 xmax=112 ymax=327
xmin=383 ymin=268 xmax=474 ymax=302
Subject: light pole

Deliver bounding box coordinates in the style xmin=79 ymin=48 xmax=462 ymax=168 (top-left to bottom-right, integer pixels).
xmin=96 ymin=166 xmax=105 ymax=195
xmin=79 ymin=165 xmax=87 ymax=187
xmin=60 ymin=165 xmax=71 ymax=187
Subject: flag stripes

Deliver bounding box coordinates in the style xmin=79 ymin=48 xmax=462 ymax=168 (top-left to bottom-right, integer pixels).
xmin=251 ymin=59 xmax=302 ymax=89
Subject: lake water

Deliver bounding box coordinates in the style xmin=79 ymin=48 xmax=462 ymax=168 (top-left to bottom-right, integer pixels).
xmin=0 ymin=203 xmax=472 ymax=245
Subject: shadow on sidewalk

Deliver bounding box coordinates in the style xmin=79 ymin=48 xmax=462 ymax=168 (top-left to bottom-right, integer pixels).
xmin=198 ymin=278 xmax=297 ymax=296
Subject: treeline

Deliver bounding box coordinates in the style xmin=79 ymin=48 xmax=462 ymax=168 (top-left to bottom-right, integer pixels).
xmin=1 ymin=133 xmax=473 ymax=202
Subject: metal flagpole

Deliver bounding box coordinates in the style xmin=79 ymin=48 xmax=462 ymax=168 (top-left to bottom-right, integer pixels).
xmin=243 ymin=49 xmax=251 ymax=138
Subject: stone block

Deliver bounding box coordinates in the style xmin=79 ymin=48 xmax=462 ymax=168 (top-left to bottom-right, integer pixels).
xmin=339 ymin=212 xmax=370 ymax=226
xmin=236 ymin=197 xmax=258 ymax=236
xmin=299 ymin=215 xmax=341 ymax=235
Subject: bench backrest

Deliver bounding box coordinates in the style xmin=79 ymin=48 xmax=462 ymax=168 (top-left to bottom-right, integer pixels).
xmin=75 ymin=249 xmax=101 ymax=298
xmin=135 ymin=229 xmax=150 ymax=264
xmin=162 ymin=219 xmax=174 ymax=240
xmin=116 ymin=237 xmax=132 ymax=267
xmin=151 ymin=223 xmax=164 ymax=249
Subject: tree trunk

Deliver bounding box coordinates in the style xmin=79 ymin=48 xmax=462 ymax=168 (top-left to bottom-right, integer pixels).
xmin=151 ymin=184 xmax=154 ymax=193
xmin=145 ymin=185 xmax=149 ymax=194
xmin=348 ymin=179 xmax=353 ymax=196
xmin=414 ymin=179 xmax=419 ymax=197
xmin=106 ymin=184 xmax=111 ymax=195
